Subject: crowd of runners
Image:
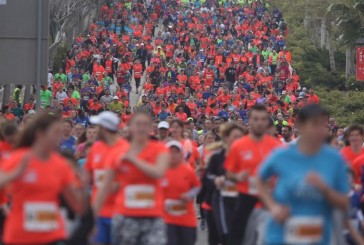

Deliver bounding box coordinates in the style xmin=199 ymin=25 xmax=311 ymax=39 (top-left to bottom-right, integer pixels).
xmin=0 ymin=0 xmax=364 ymax=245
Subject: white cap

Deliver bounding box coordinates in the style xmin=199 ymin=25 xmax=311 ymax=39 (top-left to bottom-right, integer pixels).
xmin=158 ymin=121 xmax=169 ymax=129
xmin=90 ymin=111 xmax=119 ymax=132
xmin=166 ymin=140 xmax=182 ymax=151
xmin=28 ymin=110 xmax=36 ymax=115
xmin=113 ymin=96 xmax=119 ymax=100
xmin=282 ymin=90 xmax=286 ymax=95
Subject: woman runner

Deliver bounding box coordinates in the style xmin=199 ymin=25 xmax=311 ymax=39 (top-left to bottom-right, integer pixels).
xmin=0 ymin=113 xmax=86 ymax=245
xmin=93 ymin=110 xmax=169 ymax=245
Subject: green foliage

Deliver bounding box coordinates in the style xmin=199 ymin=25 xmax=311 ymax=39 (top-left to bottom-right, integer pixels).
xmin=317 ymin=87 xmax=364 ymax=125
xmin=271 ymin=0 xmax=364 ymax=124
xmin=53 ymin=44 xmax=68 ymax=72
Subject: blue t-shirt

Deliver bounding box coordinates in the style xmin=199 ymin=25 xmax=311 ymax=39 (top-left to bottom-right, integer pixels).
xmin=259 ymin=144 xmax=349 ymax=245
xmin=60 ymin=136 xmax=77 ymax=153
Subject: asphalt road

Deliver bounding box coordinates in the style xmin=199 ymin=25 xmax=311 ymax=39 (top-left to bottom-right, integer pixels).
xmin=197 ymin=227 xmax=208 ymax=245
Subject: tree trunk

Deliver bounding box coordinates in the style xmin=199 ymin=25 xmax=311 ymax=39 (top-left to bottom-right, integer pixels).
xmin=2 ymin=84 xmax=11 ymax=108
xmin=346 ymin=47 xmax=355 ymax=77
xmin=326 ymin=24 xmax=336 ymax=72
xmin=320 ymin=18 xmax=326 ymax=48
xmin=23 ymin=85 xmax=32 ymax=103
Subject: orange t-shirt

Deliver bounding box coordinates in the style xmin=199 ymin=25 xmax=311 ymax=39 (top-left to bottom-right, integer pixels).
xmin=341 ymin=146 xmax=364 ymax=167
xmin=133 ymin=64 xmax=143 ymax=78
xmin=107 ymin=141 xmax=168 ymax=217
xmin=84 ymin=139 xmax=129 ymax=218
xmin=225 ymin=135 xmax=281 ymax=195
xmin=1 ymin=149 xmax=76 ymax=244
xmin=352 ymin=153 xmax=364 ymax=184
xmin=162 ymin=163 xmax=200 ymax=227
xmin=0 ymin=141 xmax=12 ymax=205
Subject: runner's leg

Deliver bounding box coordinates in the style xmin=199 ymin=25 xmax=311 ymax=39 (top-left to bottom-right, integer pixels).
xmin=227 ymin=194 xmax=258 ymax=245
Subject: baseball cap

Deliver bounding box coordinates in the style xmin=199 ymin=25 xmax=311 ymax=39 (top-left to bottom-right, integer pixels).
xmin=113 ymin=96 xmax=119 ymax=100
xmin=166 ymin=140 xmax=182 ymax=151
xmin=90 ymin=111 xmax=120 ymax=132
xmin=282 ymin=90 xmax=286 ymax=95
xmin=28 ymin=110 xmax=36 ymax=115
xmin=158 ymin=121 xmax=170 ymax=129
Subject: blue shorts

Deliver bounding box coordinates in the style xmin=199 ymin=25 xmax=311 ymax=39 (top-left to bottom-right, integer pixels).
xmin=94 ymin=217 xmax=112 ymax=244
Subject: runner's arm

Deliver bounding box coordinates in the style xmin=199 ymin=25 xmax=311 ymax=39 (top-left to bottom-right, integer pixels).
xmin=92 ymin=169 xmax=115 ymax=215
xmin=256 ymin=176 xmax=276 ymax=211
xmin=129 ymin=153 xmax=169 ymax=179
xmin=63 ymin=183 xmax=88 ymax=215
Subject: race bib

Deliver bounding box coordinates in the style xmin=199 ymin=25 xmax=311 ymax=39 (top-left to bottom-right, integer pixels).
xmin=165 ymin=199 xmax=187 ymax=216
xmin=24 ymin=202 xmax=59 ymax=232
xmin=221 ymin=180 xmax=238 ymax=197
xmin=285 ymin=216 xmax=324 ymax=244
xmin=248 ymin=177 xmax=257 ymax=195
xmin=94 ymin=170 xmax=106 ymax=188
xmin=125 ymin=185 xmax=155 ymax=208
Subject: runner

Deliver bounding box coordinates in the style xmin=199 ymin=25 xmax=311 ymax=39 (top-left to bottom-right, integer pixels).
xmin=93 ymin=110 xmax=169 ymax=245
xmin=162 ymin=140 xmax=201 ymax=245
xmin=341 ymin=124 xmax=364 ymax=180
xmin=225 ymin=105 xmax=281 ymax=245
xmin=257 ymin=104 xmax=349 ymax=245
xmin=203 ymin=122 xmax=245 ymax=245
xmin=0 ymin=113 xmax=86 ymax=245
xmin=84 ymin=111 xmax=129 ymax=245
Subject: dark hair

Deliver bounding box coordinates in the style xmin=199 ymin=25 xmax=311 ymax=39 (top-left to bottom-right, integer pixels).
xmin=0 ymin=122 xmax=18 ymax=140
xmin=346 ymin=124 xmax=364 ymax=138
xmin=220 ymin=122 xmax=245 ymax=139
xmin=170 ymin=119 xmax=184 ymax=128
xmin=282 ymin=125 xmax=292 ymax=132
xmin=16 ymin=113 xmax=60 ymax=148
xmin=296 ymin=104 xmax=329 ymax=124
xmin=325 ymin=134 xmax=337 ymax=144
xmin=250 ymin=104 xmax=267 ymax=113
xmin=130 ymin=109 xmax=152 ymax=123
xmin=62 ymin=119 xmax=74 ymax=128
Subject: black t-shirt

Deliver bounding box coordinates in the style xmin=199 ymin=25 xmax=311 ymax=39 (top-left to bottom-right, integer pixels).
xmin=225 ymin=67 xmax=236 ymax=83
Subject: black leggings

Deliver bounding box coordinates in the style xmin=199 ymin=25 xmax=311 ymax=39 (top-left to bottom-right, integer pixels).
xmin=166 ymin=224 xmax=196 ymax=245
xmin=212 ymin=194 xmax=237 ymax=245
xmin=135 ymin=77 xmax=141 ymax=89
xmin=206 ymin=210 xmax=220 ymax=245
xmin=227 ymin=193 xmax=258 ymax=245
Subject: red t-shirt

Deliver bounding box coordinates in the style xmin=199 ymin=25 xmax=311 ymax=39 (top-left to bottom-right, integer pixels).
xmin=2 ymin=149 xmax=76 ymax=244
xmin=84 ymin=139 xmax=129 ymax=218
xmin=162 ymin=163 xmax=200 ymax=227
xmin=225 ymin=135 xmax=281 ymax=195
xmin=107 ymin=141 xmax=168 ymax=217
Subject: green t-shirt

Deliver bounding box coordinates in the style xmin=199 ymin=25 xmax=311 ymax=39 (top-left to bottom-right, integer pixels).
xmin=54 ymin=73 xmax=67 ymax=82
xmin=251 ymin=46 xmax=258 ymax=54
xmin=40 ymin=89 xmax=53 ymax=107
xmin=269 ymin=53 xmax=279 ymax=64
xmin=82 ymin=73 xmax=90 ymax=82
xmin=102 ymin=77 xmax=112 ymax=88
xmin=284 ymin=95 xmax=292 ymax=104
xmin=72 ymin=90 xmax=81 ymax=100
xmin=262 ymin=50 xmax=270 ymax=60
xmin=109 ymin=102 xmax=123 ymax=112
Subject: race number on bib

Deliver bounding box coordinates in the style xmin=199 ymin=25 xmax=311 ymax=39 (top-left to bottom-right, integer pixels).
xmin=24 ymin=202 xmax=59 ymax=232
xmin=165 ymin=199 xmax=187 ymax=216
xmin=125 ymin=185 xmax=156 ymax=208
xmin=94 ymin=170 xmax=106 ymax=188
xmin=285 ymin=216 xmax=324 ymax=244
xmin=248 ymin=177 xmax=257 ymax=195
xmin=221 ymin=181 xmax=238 ymax=197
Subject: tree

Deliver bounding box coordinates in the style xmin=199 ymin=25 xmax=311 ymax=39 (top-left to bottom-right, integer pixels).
xmin=49 ymin=0 xmax=98 ymax=50
xmin=327 ymin=1 xmax=364 ymax=77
